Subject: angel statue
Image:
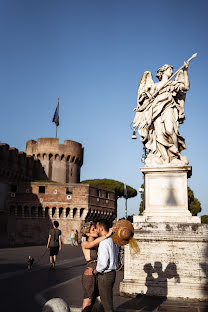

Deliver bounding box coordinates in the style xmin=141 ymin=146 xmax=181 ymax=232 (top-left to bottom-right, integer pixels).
xmin=133 ymin=54 xmax=197 ymax=167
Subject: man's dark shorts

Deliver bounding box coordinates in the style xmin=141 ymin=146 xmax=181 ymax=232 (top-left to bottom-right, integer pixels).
xmin=50 ymin=246 xmax=59 ymax=256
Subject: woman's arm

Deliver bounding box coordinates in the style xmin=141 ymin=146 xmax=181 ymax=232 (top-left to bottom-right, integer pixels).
xmin=82 ymin=229 xmax=113 ymax=249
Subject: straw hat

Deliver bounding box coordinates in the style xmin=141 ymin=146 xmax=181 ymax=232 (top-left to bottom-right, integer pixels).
xmin=112 ymin=220 xmax=134 ymax=246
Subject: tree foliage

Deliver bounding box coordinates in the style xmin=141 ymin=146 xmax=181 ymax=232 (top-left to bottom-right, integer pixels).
xmin=81 ymin=178 xmax=137 ymax=199
xmin=139 ymin=184 xmax=201 ymax=216
xmin=188 ymin=187 xmax=201 ymax=216
xmin=139 ymin=183 xmax=144 ymax=216
xmin=201 ymin=215 xmax=208 ymax=224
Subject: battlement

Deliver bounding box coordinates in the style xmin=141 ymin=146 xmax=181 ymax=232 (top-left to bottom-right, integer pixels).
xmin=26 ymin=138 xmax=84 ymax=183
xmin=0 ymin=143 xmax=46 ymax=183
xmin=26 ymin=138 xmax=83 ymax=166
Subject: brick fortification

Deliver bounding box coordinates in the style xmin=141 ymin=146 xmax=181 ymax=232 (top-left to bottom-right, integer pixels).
xmin=0 ymin=138 xmax=117 ymax=246
xmin=26 ymin=138 xmax=84 ymax=183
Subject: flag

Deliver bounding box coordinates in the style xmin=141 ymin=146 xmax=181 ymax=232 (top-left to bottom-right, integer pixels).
xmin=52 ymin=98 xmax=59 ymax=126
xmin=124 ymin=183 xmax=128 ymax=199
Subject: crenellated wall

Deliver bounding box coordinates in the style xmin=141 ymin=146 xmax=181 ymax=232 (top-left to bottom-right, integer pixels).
xmin=26 ymin=138 xmax=84 ymax=183
xmin=0 ymin=143 xmax=46 ymax=183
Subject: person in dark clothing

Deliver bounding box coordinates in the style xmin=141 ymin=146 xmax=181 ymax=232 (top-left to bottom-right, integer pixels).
xmin=74 ymin=229 xmax=79 ymax=246
xmin=47 ymin=220 xmax=62 ymax=269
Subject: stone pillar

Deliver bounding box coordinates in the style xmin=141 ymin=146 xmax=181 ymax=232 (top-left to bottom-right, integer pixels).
xmin=140 ymin=166 xmax=200 ymax=223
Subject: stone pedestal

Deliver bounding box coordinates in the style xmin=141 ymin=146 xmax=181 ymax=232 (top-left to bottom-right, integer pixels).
xmin=120 ymin=219 xmax=208 ymax=300
xmin=141 ymin=166 xmax=200 ymax=223
xmin=120 ymin=165 xmax=207 ymax=299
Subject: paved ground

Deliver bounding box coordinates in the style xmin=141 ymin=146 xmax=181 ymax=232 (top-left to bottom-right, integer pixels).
xmin=0 ymin=245 xmax=208 ymax=312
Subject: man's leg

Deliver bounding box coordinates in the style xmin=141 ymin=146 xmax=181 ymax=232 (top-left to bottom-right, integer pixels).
xmin=53 ymin=255 xmax=57 ymax=268
xmin=98 ymin=271 xmax=116 ymax=312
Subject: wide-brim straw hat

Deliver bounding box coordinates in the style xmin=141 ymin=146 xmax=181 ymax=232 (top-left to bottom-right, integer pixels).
xmin=112 ymin=220 xmax=134 ymax=246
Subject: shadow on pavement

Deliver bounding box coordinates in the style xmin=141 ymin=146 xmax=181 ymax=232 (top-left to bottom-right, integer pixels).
xmin=116 ymin=294 xmax=166 ymax=311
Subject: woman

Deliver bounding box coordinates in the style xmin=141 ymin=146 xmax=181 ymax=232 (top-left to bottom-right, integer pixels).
xmin=81 ymin=221 xmax=112 ymax=312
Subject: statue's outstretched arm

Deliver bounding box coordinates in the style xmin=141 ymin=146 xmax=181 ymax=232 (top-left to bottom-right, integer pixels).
xmin=183 ymin=61 xmax=190 ymax=91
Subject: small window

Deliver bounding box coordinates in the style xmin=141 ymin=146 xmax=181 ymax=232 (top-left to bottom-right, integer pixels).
xmin=39 ymin=186 xmax=45 ymax=194
xmin=11 ymin=184 xmax=17 ymax=193
xmin=66 ymin=188 xmax=72 ymax=195
xmin=96 ymin=189 xmax=100 ymax=197
xmin=106 ymin=192 xmax=109 ymax=199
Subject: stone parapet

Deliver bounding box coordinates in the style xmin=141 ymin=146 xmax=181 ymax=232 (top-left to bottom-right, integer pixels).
xmin=120 ymin=221 xmax=208 ymax=300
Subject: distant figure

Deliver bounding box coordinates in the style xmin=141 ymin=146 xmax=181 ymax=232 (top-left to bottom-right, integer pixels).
xmin=47 ymin=221 xmax=62 ymax=270
xmin=71 ymin=229 xmax=75 ymax=246
xmin=27 ymin=256 xmax=34 ymax=270
xmin=74 ymin=230 xmax=79 ymax=247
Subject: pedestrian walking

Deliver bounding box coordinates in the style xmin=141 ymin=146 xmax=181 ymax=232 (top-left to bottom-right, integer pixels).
xmin=71 ymin=229 xmax=75 ymax=246
xmin=74 ymin=229 xmax=79 ymax=246
xmin=47 ymin=221 xmax=62 ymax=270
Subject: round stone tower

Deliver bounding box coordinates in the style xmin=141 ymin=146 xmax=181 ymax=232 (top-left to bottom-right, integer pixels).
xmin=26 ymin=138 xmax=84 ymax=183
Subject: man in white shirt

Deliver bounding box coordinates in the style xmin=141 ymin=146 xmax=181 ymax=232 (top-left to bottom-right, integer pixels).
xmin=92 ymin=220 xmax=119 ymax=312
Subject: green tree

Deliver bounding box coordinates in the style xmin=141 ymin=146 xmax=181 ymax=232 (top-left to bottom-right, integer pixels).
xmin=188 ymin=187 xmax=201 ymax=216
xmin=139 ymin=185 xmax=201 ymax=216
xmin=81 ymin=178 xmax=137 ymax=199
xmin=139 ymin=183 xmax=144 ymax=215
xmin=201 ymin=215 xmax=208 ymax=224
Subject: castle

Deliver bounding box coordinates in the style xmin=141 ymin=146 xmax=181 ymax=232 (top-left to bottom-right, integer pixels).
xmin=0 ymin=138 xmax=117 ymax=246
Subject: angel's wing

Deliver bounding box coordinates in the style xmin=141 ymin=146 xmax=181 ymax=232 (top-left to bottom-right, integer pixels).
xmin=137 ymin=71 xmax=154 ymax=107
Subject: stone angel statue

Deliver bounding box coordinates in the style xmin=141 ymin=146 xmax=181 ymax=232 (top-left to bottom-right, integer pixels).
xmin=133 ymin=54 xmax=197 ymax=167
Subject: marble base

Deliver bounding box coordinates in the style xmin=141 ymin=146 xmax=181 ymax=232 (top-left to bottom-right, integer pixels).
xmin=141 ymin=166 xmax=192 ymax=218
xmin=120 ymin=221 xmax=208 ymax=300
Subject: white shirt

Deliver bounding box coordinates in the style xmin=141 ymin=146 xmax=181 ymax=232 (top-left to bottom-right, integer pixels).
xmin=96 ymin=237 xmax=119 ymax=273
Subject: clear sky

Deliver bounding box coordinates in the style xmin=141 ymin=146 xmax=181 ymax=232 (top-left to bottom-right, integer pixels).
xmin=1 ymin=0 xmax=207 ymax=218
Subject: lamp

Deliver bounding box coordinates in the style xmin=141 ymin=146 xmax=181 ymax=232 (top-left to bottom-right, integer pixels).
xmin=131 ymin=129 xmax=137 ymax=139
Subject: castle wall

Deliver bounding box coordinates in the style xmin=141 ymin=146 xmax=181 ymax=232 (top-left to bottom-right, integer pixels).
xmin=26 ymin=138 xmax=84 ymax=183
xmin=7 ymin=182 xmax=116 ymax=245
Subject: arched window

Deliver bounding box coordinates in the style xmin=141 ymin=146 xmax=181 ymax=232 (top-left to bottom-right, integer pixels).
xmin=52 ymin=207 xmax=56 ymax=217
xmin=31 ymin=206 xmax=36 ymax=217
xmin=49 ymin=154 xmax=53 ymax=160
xmin=59 ymin=207 xmax=63 ymax=218
xmin=66 ymin=208 xmax=70 ymax=218
xmin=24 ymin=206 xmax=29 ymax=217
xmin=45 ymin=207 xmax=49 ymax=217
xmin=73 ymin=208 xmax=77 ymax=218
xmin=38 ymin=206 xmax=43 ymax=217
xmin=80 ymin=208 xmax=84 ymax=217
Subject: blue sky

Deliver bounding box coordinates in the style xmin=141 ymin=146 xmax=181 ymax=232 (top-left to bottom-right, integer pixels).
xmin=0 ymin=0 xmax=208 ymax=218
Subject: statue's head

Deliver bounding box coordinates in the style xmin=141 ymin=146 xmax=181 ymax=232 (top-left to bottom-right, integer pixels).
xmin=156 ymin=64 xmax=173 ymax=81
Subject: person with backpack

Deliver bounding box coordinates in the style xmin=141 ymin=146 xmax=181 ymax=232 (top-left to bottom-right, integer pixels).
xmin=47 ymin=220 xmax=62 ymax=270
